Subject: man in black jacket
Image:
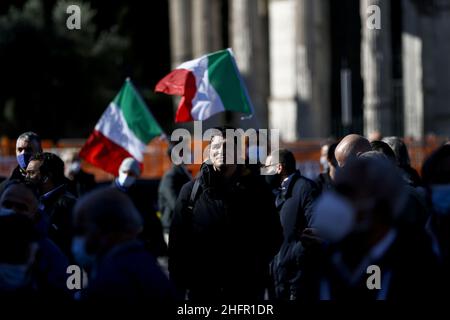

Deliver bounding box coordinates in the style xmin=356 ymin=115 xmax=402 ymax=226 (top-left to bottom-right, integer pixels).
xmin=264 ymin=149 xmax=320 ymax=300
xmin=0 ymin=132 xmax=42 ymax=196
xmin=26 ymin=152 xmax=77 ymax=258
xmin=169 ymin=127 xmax=283 ymax=301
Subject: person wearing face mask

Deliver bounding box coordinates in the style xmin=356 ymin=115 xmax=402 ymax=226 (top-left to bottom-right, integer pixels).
xmin=300 ymin=157 xmax=439 ymax=301
xmin=0 ymin=132 xmax=42 ymax=197
xmin=61 ymin=150 xmax=96 ymax=198
xmin=0 ymin=181 xmax=70 ymax=299
xmin=26 ymin=152 xmax=77 ymax=258
xmin=315 ymin=142 xmax=338 ymax=193
xmin=0 ymin=210 xmax=39 ymax=298
xmin=71 ymin=187 xmax=175 ymax=307
xmin=113 ymin=157 xmax=167 ymax=258
xmin=262 ymin=149 xmax=319 ymax=300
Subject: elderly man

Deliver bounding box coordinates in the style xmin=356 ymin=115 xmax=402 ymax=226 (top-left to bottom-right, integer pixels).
xmin=334 ymin=134 xmax=372 ymax=167
xmin=113 ymin=157 xmax=166 ymax=258
xmin=0 ymin=132 xmax=42 ymax=195
xmin=72 ymin=188 xmax=174 ymax=305
xmin=303 ymin=157 xmax=439 ymax=300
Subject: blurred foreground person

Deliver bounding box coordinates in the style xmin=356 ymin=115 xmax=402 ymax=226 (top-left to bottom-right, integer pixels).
xmin=158 ymin=144 xmax=192 ymax=232
xmin=304 ymin=157 xmax=439 ymax=300
xmin=72 ymin=188 xmax=174 ymax=306
xmin=422 ymin=145 xmax=450 ymax=271
xmin=334 ymin=134 xmax=371 ymax=167
xmin=113 ymin=157 xmax=167 ymax=257
xmin=26 ymin=153 xmax=76 ymax=257
xmin=169 ymin=127 xmax=282 ymax=301
xmin=0 ymin=132 xmax=42 ymax=195
xmin=264 ymin=149 xmax=319 ymax=300
xmin=0 ymin=181 xmax=70 ymax=297
xmin=61 ymin=150 xmax=96 ymax=197
xmin=0 ymin=212 xmax=38 ymax=298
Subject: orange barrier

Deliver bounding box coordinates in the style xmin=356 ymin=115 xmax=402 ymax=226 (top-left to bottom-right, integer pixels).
xmin=0 ymin=135 xmax=447 ymax=181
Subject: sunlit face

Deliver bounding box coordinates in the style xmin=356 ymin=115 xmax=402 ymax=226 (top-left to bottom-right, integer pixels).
xmin=209 ymin=135 xmax=236 ymax=170
xmin=26 ymin=160 xmax=44 ymax=184
xmin=262 ymin=154 xmax=281 ymax=176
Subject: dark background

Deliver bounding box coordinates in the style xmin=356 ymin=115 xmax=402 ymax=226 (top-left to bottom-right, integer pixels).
xmin=0 ymin=0 xmax=173 ymax=141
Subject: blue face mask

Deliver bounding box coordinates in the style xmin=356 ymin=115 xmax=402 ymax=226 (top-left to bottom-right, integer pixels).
xmin=431 ymin=184 xmax=450 ymax=216
xmin=71 ymin=236 xmax=95 ymax=268
xmin=17 ymin=153 xmax=32 ymax=169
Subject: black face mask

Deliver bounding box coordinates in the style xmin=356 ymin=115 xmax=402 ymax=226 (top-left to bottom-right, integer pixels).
xmin=265 ymin=173 xmax=281 ymax=190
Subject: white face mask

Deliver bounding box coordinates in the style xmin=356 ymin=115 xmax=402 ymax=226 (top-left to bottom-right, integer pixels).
xmin=310 ymin=191 xmax=356 ymax=243
xmin=0 ymin=264 xmax=30 ymax=291
xmin=71 ymin=236 xmax=95 ymax=268
xmin=69 ymin=161 xmax=81 ymax=175
xmin=320 ymin=156 xmax=329 ymax=172
xmin=118 ymin=172 xmax=136 ymax=188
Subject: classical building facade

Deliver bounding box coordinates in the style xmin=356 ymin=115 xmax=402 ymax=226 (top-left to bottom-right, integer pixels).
xmin=168 ymin=0 xmax=450 ymax=141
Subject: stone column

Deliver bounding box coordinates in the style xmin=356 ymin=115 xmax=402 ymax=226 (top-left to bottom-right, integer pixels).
xmin=230 ymin=0 xmax=270 ymax=129
xmin=168 ymin=0 xmax=193 ymax=68
xmin=191 ymin=0 xmax=223 ymax=57
xmin=360 ymin=0 xmax=393 ymax=136
xmin=402 ymin=0 xmax=424 ymax=139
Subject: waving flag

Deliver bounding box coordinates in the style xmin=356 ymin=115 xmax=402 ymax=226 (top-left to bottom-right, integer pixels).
xmin=155 ymin=48 xmax=253 ymax=122
xmin=80 ymin=79 xmax=163 ymax=175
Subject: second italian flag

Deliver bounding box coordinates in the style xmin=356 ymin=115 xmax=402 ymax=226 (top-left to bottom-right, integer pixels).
xmin=155 ymin=48 xmax=254 ymax=122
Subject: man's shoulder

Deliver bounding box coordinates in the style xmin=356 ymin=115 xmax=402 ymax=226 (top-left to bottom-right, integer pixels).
xmin=292 ymin=174 xmax=319 ymax=194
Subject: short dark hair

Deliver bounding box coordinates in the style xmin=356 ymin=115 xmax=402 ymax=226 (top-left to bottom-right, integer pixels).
xmin=278 ymin=149 xmax=296 ymax=174
xmin=327 ymin=142 xmax=339 ymax=168
xmin=30 ymin=152 xmax=66 ymax=186
xmin=382 ymin=137 xmax=411 ymax=167
xmin=370 ymin=140 xmax=396 ymax=162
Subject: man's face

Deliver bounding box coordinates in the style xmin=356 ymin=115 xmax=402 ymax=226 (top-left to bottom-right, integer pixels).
xmin=16 ymin=138 xmax=39 ymax=158
xmin=0 ymin=185 xmax=38 ymax=219
xmin=26 ymin=160 xmax=44 ymax=185
xmin=209 ymin=135 xmax=235 ymax=170
xmin=262 ymin=154 xmax=281 ymax=176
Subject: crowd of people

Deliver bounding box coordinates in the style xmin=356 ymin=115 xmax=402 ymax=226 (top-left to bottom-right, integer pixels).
xmin=0 ymin=129 xmax=449 ymax=306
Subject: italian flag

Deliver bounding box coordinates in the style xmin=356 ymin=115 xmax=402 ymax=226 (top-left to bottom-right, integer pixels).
xmin=155 ymin=48 xmax=253 ymax=122
xmin=80 ymin=79 xmax=163 ymax=176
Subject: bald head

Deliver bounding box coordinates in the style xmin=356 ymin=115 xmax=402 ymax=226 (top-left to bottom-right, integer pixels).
xmin=335 ymin=134 xmax=372 ymax=167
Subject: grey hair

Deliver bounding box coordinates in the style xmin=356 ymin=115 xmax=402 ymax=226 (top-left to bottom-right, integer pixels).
xmin=382 ymin=136 xmax=411 ymax=167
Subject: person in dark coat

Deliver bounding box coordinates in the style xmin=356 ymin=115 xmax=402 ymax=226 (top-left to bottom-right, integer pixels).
xmin=0 ymin=132 xmax=42 ymax=196
xmin=302 ymin=156 xmax=440 ymax=301
xmin=0 ymin=181 xmax=70 ymax=299
xmin=169 ymin=128 xmax=283 ymax=302
xmin=264 ymin=149 xmax=320 ymax=300
xmin=113 ymin=157 xmax=167 ymax=258
xmin=158 ymin=145 xmax=192 ymax=232
xmin=61 ymin=150 xmax=96 ymax=198
xmin=25 ymin=152 xmax=77 ymax=258
xmin=72 ymin=188 xmax=175 ymax=307
xmin=315 ymin=142 xmax=338 ymax=193
xmin=382 ymin=136 xmax=422 ymax=187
